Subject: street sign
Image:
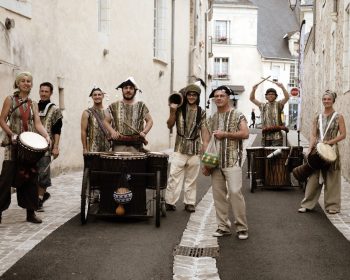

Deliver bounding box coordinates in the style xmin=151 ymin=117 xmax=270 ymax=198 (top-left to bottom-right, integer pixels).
xmin=290 ymin=87 xmax=299 ymax=97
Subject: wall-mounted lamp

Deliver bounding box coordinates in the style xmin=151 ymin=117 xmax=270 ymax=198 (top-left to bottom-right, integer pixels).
xmin=103 ymin=49 xmax=109 ymax=56
xmin=5 ymin=18 xmax=15 ymax=30
xmin=159 ymin=70 xmax=164 ymax=78
xmin=289 ymin=0 xmax=299 ymax=11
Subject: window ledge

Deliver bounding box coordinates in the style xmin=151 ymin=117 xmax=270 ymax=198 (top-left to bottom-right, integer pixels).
xmin=153 ymin=57 xmax=168 ymax=66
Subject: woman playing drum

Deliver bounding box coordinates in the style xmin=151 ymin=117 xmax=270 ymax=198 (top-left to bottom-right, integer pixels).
xmin=0 ymin=72 xmax=51 ymax=224
xmin=298 ymin=91 xmax=346 ymax=214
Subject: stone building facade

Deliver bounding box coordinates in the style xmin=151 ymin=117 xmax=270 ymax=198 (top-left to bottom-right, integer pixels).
xmin=302 ymin=0 xmax=350 ymax=180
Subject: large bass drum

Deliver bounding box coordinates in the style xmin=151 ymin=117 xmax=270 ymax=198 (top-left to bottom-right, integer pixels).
xmin=18 ymin=132 xmax=48 ymax=165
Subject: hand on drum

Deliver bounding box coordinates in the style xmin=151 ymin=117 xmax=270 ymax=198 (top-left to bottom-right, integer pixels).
xmin=11 ymin=133 xmax=18 ymax=145
xmin=110 ymin=130 xmax=120 ymax=140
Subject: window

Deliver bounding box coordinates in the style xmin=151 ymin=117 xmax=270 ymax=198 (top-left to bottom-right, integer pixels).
xmin=214 ymin=20 xmax=229 ymax=44
xmin=153 ymin=0 xmax=167 ymax=61
xmin=98 ymin=0 xmax=110 ymax=34
xmin=289 ymin=64 xmax=298 ymax=87
xmin=271 ymin=65 xmax=280 ymax=81
xmin=214 ymin=57 xmax=229 ymax=79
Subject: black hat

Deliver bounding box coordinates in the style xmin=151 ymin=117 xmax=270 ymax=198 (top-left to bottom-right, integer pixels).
xmin=116 ymin=77 xmax=140 ymax=91
xmin=209 ymin=85 xmax=235 ymax=98
xmin=89 ymin=87 xmax=103 ymax=97
xmin=265 ymin=88 xmax=277 ymax=96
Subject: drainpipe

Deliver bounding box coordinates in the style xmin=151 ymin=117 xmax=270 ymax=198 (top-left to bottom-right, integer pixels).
xmin=169 ymin=0 xmax=175 ymax=148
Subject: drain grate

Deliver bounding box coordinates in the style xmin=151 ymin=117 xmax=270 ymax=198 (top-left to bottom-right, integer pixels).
xmin=173 ymin=245 xmax=219 ymax=258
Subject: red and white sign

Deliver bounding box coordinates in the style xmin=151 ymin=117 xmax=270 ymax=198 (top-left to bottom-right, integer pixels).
xmin=290 ymin=87 xmax=299 ymax=97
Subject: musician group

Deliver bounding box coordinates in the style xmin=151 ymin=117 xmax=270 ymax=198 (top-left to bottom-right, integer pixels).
xmin=0 ymin=72 xmax=346 ymax=241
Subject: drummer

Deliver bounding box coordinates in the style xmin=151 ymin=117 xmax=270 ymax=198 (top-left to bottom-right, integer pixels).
xmin=81 ymin=87 xmax=111 ymax=153
xmin=249 ymin=80 xmax=289 ymax=146
xmin=0 ymin=72 xmax=51 ymax=224
xmin=103 ymin=77 xmax=153 ymax=152
xmin=37 ymin=82 xmax=63 ymax=210
xmin=298 ymin=91 xmax=346 ymax=214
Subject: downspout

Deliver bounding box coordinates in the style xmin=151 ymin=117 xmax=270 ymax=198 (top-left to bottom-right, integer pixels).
xmin=189 ymin=0 xmax=197 ymax=83
xmin=169 ymin=0 xmax=175 ymax=148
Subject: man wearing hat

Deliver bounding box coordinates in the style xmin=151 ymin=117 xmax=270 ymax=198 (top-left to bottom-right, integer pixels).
xmin=202 ymin=85 xmax=249 ymax=240
xmin=164 ymin=84 xmax=209 ymax=213
xmin=81 ymin=87 xmax=110 ymax=154
xmin=103 ymin=77 xmax=153 ymax=152
xmin=250 ymin=81 xmax=289 ymax=146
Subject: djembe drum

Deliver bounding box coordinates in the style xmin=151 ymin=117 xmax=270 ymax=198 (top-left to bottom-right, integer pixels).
xmin=292 ymin=143 xmax=336 ymax=182
xmin=17 ymin=132 xmax=48 ymax=165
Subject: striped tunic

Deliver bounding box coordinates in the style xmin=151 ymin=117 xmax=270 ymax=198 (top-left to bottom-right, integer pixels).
xmin=259 ymin=101 xmax=284 ymax=141
xmin=174 ymin=106 xmax=206 ymax=155
xmin=209 ymin=108 xmax=246 ymax=168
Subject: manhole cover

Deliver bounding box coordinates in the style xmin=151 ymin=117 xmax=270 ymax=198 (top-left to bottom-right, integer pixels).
xmin=173 ymin=245 xmax=219 ymax=257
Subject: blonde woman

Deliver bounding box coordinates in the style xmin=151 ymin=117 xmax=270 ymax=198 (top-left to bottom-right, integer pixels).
xmin=0 ymin=72 xmax=50 ymax=224
xmin=298 ymin=91 xmax=346 ymax=214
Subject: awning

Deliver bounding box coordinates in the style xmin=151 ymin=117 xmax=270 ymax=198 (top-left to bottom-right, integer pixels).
xmin=227 ymin=85 xmax=245 ymax=93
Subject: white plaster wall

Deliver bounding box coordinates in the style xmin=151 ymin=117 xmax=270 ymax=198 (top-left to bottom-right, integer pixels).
xmin=0 ymin=0 xmax=206 ymax=173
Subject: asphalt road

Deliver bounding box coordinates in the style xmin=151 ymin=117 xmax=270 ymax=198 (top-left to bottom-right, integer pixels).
xmin=0 ymin=174 xmax=211 ymax=280
xmin=217 ymin=130 xmax=350 ymax=280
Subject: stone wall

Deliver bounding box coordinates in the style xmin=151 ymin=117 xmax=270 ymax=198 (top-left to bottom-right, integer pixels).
xmin=302 ymin=0 xmax=350 ymax=180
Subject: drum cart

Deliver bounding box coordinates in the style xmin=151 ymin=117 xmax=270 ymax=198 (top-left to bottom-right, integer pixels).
xmin=80 ymin=152 xmax=168 ymax=227
xmin=246 ymin=130 xmax=306 ymax=193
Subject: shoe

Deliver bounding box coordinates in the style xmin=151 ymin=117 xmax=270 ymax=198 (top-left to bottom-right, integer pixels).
xmin=165 ymin=203 xmax=176 ymax=211
xmin=184 ymin=204 xmax=195 ymax=213
xmin=42 ymin=192 xmax=51 ymax=203
xmin=26 ymin=212 xmax=42 ymax=224
xmin=212 ymin=229 xmax=232 ymax=237
xmin=327 ymin=209 xmax=339 ymax=214
xmin=298 ymin=207 xmax=308 ymax=213
xmin=237 ymin=231 xmax=249 ymax=240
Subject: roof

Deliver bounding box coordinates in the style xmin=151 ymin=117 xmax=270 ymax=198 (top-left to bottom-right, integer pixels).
xmin=227 ymin=85 xmax=245 ymax=93
xmin=250 ymin=0 xmax=299 ymax=60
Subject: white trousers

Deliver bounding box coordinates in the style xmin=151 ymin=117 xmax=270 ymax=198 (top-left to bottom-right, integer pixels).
xmin=165 ymin=152 xmax=200 ymax=206
xmin=211 ymin=166 xmax=248 ymax=233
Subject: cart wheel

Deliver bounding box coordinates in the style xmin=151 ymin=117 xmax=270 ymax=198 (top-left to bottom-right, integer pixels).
xmin=81 ymin=168 xmax=91 ymax=225
xmin=249 ymin=153 xmax=256 ymax=193
xmin=155 ymin=171 xmax=161 ymax=227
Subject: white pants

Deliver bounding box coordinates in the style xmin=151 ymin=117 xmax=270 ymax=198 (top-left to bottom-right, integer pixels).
xmin=165 ymin=152 xmax=200 ymax=206
xmin=211 ymin=166 xmax=248 ymax=233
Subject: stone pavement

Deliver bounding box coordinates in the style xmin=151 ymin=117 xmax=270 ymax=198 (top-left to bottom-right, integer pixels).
xmin=0 ymin=171 xmax=82 ymax=276
xmin=287 ymin=130 xmax=350 ymax=240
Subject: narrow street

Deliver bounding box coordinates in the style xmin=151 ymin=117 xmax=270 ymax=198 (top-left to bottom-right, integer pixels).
xmin=1 ymin=130 xmax=350 ymax=279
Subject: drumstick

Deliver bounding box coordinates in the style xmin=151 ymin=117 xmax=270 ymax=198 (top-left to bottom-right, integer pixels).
xmin=122 ymin=122 xmax=148 ymax=145
xmin=256 ymin=76 xmax=271 ymax=86
xmin=43 ymin=157 xmax=55 ymax=173
xmin=123 ymin=122 xmax=141 ymax=134
xmin=285 ymin=146 xmax=294 ymax=166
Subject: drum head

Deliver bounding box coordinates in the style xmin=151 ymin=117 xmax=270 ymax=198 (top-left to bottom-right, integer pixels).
xmin=19 ymin=132 xmax=48 ymax=150
xmin=147 ymin=152 xmax=169 ymax=158
xmin=316 ymin=143 xmax=337 ymax=162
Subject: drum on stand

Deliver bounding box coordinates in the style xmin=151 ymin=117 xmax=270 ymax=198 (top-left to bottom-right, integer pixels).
xmin=99 ymin=152 xmax=147 ymax=215
xmin=292 ymin=143 xmax=336 ymax=182
xmin=246 ymin=147 xmax=264 ymax=181
xmin=17 ymin=132 xmax=48 ymax=165
xmin=264 ymin=147 xmax=291 ymax=186
xmin=146 ymin=152 xmax=169 ymax=189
